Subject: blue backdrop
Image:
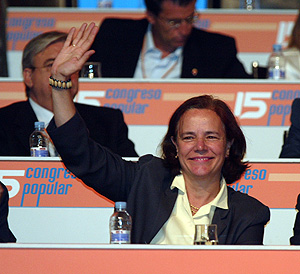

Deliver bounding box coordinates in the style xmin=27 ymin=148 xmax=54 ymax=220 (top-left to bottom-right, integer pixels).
xmin=78 ymin=0 xmax=207 ymax=9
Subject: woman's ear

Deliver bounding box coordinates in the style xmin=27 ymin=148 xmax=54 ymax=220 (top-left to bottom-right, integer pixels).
xmin=171 ymin=136 xmax=179 ymax=158
xmin=171 ymin=136 xmax=177 ymax=147
xmin=226 ymin=140 xmax=233 ymax=157
xmin=171 ymin=136 xmax=179 ymax=149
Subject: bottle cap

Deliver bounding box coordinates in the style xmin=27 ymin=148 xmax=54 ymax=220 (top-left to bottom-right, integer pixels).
xmin=272 ymin=44 xmax=282 ymax=52
xmin=115 ymin=201 xmax=127 ymax=209
xmin=34 ymin=121 xmax=45 ymax=128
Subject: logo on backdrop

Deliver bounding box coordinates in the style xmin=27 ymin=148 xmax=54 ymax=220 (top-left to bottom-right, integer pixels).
xmin=0 ymin=162 xmax=113 ymax=208
xmin=75 ymin=87 xmax=300 ymax=126
xmin=1 ymin=162 xmax=299 ymax=208
xmin=0 ymin=168 xmax=75 ymax=207
xmin=233 ymin=90 xmax=299 ymax=126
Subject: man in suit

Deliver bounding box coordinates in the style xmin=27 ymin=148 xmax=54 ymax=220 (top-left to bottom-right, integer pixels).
xmin=89 ymin=0 xmax=250 ymax=79
xmin=0 ymin=31 xmax=138 ymax=157
xmin=279 ymin=98 xmax=300 ymax=158
xmin=0 ymin=182 xmax=16 ymax=242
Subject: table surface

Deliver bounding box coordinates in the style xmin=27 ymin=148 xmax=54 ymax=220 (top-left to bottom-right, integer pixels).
xmin=1 ymin=244 xmax=300 ymax=274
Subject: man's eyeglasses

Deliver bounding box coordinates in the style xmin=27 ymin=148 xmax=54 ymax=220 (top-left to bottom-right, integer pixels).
xmin=31 ymin=63 xmax=53 ymax=72
xmin=158 ymin=12 xmax=198 ymax=29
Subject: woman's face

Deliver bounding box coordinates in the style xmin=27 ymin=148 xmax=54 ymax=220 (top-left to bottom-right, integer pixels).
xmin=173 ymin=108 xmax=230 ymax=183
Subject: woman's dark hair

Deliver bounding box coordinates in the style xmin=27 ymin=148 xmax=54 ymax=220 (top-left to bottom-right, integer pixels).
xmin=145 ymin=0 xmax=195 ymax=16
xmin=160 ymin=95 xmax=249 ymax=184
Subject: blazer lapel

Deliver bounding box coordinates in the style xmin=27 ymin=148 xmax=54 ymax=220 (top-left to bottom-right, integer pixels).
xmin=125 ymin=19 xmax=149 ymax=77
xmin=144 ymin=175 xmax=177 ymax=243
xmin=212 ymin=186 xmax=235 ymax=244
xmin=212 ymin=207 xmax=229 ymax=244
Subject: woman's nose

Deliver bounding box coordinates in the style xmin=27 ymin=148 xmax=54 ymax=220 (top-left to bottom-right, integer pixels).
xmin=195 ymin=137 xmax=207 ymax=151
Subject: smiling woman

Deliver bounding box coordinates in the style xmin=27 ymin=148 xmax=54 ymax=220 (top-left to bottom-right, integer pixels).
xmin=47 ymin=25 xmax=270 ymax=243
xmin=171 ymin=108 xmax=230 ymax=204
xmin=158 ymin=95 xmax=249 ymax=228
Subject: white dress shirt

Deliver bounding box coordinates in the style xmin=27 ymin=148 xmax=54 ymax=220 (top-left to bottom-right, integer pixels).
xmin=151 ymin=175 xmax=228 ymax=245
xmin=134 ymin=25 xmax=183 ymax=79
xmin=29 ymin=98 xmax=53 ymax=126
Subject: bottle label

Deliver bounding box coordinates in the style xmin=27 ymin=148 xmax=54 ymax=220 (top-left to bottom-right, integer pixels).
xmin=30 ymin=147 xmax=49 ymax=157
xmin=110 ymin=230 xmax=130 ymax=244
xmin=268 ymin=68 xmax=285 ymax=80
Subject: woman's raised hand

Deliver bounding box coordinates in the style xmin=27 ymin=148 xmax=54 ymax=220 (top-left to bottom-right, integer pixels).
xmin=51 ymin=22 xmax=99 ymax=81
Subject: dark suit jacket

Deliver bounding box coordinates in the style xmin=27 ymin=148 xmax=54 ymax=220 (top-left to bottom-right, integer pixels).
xmin=89 ymin=18 xmax=250 ymax=79
xmin=279 ymin=98 xmax=300 ymax=158
xmin=0 ymin=182 xmax=16 ymax=242
xmin=290 ymin=194 xmax=300 ymax=245
xmin=0 ymin=100 xmax=138 ymax=157
xmin=48 ymin=112 xmax=270 ymax=245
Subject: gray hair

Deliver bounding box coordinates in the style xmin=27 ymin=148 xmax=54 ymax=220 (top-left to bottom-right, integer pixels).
xmin=22 ymin=31 xmax=67 ymax=71
xmin=22 ymin=31 xmax=67 ymax=96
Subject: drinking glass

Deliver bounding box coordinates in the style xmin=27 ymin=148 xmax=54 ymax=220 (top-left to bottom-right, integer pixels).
xmin=80 ymin=62 xmax=101 ymax=79
xmin=194 ymin=224 xmax=218 ymax=245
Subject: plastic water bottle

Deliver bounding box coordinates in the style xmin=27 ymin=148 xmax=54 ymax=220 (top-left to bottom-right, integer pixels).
xmin=268 ymin=44 xmax=286 ymax=80
xmin=29 ymin=121 xmax=49 ymax=157
xmin=109 ymin=201 xmax=132 ymax=244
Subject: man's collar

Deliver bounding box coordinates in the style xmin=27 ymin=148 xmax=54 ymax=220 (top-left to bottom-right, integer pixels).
xmin=147 ymin=25 xmax=182 ymax=57
xmin=29 ymin=97 xmax=53 ymax=126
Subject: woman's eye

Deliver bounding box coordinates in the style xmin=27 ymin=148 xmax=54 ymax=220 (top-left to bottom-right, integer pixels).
xmin=206 ymin=135 xmax=219 ymax=140
xmin=183 ymin=136 xmax=194 ymax=140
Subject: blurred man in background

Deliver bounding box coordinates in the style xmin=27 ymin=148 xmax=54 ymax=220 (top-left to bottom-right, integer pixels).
xmin=0 ymin=31 xmax=138 ymax=157
xmin=89 ymin=0 xmax=250 ymax=79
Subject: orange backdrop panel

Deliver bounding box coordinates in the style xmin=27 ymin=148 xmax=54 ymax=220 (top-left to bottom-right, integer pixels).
xmin=7 ymin=9 xmax=297 ymax=52
xmin=1 ymin=159 xmax=300 ymax=209
xmin=0 ymin=80 xmax=298 ymax=126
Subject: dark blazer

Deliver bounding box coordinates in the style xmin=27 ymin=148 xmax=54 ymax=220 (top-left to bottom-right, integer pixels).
xmin=89 ymin=18 xmax=250 ymax=79
xmin=0 ymin=182 xmax=16 ymax=242
xmin=48 ymin=112 xmax=270 ymax=245
xmin=290 ymin=194 xmax=300 ymax=245
xmin=279 ymin=98 xmax=300 ymax=158
xmin=0 ymin=100 xmax=138 ymax=157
